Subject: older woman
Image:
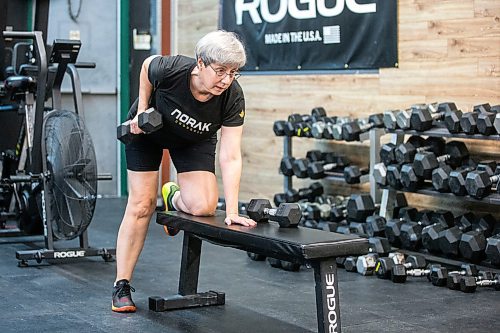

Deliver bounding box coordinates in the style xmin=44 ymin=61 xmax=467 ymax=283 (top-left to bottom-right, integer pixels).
xmin=112 ymin=30 xmax=256 ymax=313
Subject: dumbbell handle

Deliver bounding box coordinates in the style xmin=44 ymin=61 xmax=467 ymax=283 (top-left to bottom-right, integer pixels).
xmin=475 ymin=278 xmax=499 ymax=287
xmin=406 ymin=268 xmax=430 ymax=277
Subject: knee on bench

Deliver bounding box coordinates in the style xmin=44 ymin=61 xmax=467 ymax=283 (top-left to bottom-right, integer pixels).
xmin=185 ymin=201 xmax=217 ymax=217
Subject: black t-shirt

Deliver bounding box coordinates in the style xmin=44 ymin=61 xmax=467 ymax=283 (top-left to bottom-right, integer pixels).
xmin=128 ymin=55 xmax=245 ymax=148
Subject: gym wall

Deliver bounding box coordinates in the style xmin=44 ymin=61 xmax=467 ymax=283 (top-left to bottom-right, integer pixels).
xmin=176 ymin=0 xmax=499 ymax=215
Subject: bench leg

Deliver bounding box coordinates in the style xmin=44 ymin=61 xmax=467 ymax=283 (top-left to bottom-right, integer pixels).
xmin=312 ymin=258 xmax=341 ymax=333
xmin=149 ymin=232 xmax=225 ymax=312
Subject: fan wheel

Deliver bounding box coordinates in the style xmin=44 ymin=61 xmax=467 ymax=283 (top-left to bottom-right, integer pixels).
xmin=43 ymin=110 xmax=98 ymax=240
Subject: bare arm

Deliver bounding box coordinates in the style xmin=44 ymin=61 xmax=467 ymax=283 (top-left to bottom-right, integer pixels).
xmin=219 ymin=125 xmax=256 ymax=227
xmin=130 ymin=55 xmax=160 ymax=134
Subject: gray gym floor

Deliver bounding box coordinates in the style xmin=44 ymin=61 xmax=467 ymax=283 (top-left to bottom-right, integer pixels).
xmin=0 ymin=198 xmax=498 ymax=333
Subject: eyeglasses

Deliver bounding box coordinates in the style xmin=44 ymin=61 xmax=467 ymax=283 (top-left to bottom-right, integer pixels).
xmin=208 ymin=64 xmax=241 ymax=80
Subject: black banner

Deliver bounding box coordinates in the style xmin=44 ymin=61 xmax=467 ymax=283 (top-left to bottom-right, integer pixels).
xmin=219 ymin=0 xmax=397 ymax=71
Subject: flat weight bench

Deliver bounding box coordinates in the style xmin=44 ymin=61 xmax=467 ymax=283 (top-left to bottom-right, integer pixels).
xmin=150 ymin=211 xmax=369 ymax=333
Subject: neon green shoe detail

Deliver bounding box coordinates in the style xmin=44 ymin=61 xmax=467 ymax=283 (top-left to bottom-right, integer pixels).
xmin=162 ymin=182 xmax=180 ymax=212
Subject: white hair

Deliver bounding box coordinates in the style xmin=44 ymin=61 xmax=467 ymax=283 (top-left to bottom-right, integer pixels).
xmin=195 ymin=30 xmax=246 ymax=68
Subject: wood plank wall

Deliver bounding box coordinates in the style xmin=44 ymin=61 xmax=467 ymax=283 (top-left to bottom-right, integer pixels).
xmin=175 ymin=0 xmax=500 ymax=216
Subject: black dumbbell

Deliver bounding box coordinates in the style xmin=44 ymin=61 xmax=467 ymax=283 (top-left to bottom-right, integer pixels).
xmin=395 ymin=137 xmax=445 ymax=164
xmin=432 ymin=160 xmax=476 ymax=193
xmin=459 ymin=103 xmax=492 ymax=135
xmin=459 ymin=214 xmax=497 ymax=263
xmin=344 ymin=165 xmax=369 ymax=184
xmin=459 ymin=274 xmax=500 ymax=293
xmin=117 ymin=107 xmax=163 ymax=144
xmin=421 ymin=211 xmax=456 ymax=253
xmin=410 ymin=102 xmax=459 ymax=131
xmin=284 ymin=182 xmax=324 ymax=203
xmin=306 ymin=156 xmax=350 ymax=179
xmin=346 ymin=193 xmax=377 ymax=222
xmin=246 ymin=199 xmax=301 ymax=227
xmin=289 ymin=151 xmax=339 ymax=178
xmin=477 ymin=108 xmax=498 ymax=136
xmin=391 ymin=264 xmax=444 ymax=284
xmin=449 ymin=161 xmax=497 ymax=196
xmin=443 ymin=264 xmax=480 ymax=290
xmin=413 ymin=141 xmax=469 ymax=179
xmin=465 ymin=164 xmax=500 ymax=199
xmin=437 ymin=213 xmax=476 ymax=257
xmin=399 ymin=214 xmax=435 ymax=251
xmin=329 ymin=193 xmax=374 ymax=222
xmin=342 ymin=114 xmax=384 ymax=141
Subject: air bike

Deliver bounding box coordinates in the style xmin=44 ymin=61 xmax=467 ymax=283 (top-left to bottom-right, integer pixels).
xmin=0 ymin=30 xmax=115 ymax=266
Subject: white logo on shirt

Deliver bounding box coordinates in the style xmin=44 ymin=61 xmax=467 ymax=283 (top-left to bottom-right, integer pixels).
xmin=171 ymin=109 xmax=212 ymax=134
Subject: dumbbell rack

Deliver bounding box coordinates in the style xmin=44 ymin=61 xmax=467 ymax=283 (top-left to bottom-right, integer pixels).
xmin=378 ymin=127 xmax=500 ymax=218
xmin=281 ymin=128 xmax=385 ymax=203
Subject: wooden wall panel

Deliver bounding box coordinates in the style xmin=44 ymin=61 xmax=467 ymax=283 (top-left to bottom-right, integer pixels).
xmin=175 ymin=0 xmax=500 ymax=216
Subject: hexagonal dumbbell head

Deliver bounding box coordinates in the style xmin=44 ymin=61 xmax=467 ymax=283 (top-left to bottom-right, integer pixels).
xmin=344 ymin=165 xmax=367 ymax=184
xmin=246 ymin=199 xmax=273 ymax=222
xmin=400 ymin=164 xmax=422 ymax=191
xmin=465 ymin=170 xmax=497 ymax=199
xmin=422 ymin=223 xmax=446 ymax=253
xmin=432 ymin=164 xmax=453 ymax=192
xmin=366 ymin=216 xmax=387 ymax=237
xmin=368 ymin=236 xmax=391 ymax=255
xmin=344 ymin=257 xmax=358 ymax=272
xmin=459 ymin=231 xmax=487 ymax=263
xmin=346 ymin=193 xmax=375 ymax=221
xmin=373 ymin=163 xmax=387 ymax=186
xmin=485 ymin=234 xmax=500 ymax=266
xmin=396 ymin=109 xmax=411 ymax=129
xmin=406 ymin=254 xmax=426 ymax=268
xmin=477 ymin=112 xmax=497 ymax=135
xmin=383 ymin=110 xmax=399 ymax=130
xmin=380 ymin=143 xmax=396 ymax=166
xmin=356 ymin=254 xmax=379 ymax=276
xmin=386 ymin=164 xmax=403 ymax=189
xmin=138 ymin=107 xmax=163 ymax=133
xmin=460 ymin=112 xmax=479 ymax=134
xmin=444 ymin=110 xmax=463 ymax=133
xmin=272 ymin=203 xmax=302 ymax=228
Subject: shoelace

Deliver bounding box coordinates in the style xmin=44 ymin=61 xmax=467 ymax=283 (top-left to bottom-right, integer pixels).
xmin=116 ymin=283 xmax=135 ymax=298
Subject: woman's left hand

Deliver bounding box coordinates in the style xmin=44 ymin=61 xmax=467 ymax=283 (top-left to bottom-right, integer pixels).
xmin=224 ymin=213 xmax=257 ymax=227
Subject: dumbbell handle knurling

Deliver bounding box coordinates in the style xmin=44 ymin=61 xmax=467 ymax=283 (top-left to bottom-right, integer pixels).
xmin=406 ymin=268 xmax=430 ymax=277
xmin=475 ymin=279 xmax=499 ymax=286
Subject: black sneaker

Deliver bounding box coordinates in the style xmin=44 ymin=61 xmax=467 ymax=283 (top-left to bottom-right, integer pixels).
xmin=112 ymin=279 xmax=136 ymax=313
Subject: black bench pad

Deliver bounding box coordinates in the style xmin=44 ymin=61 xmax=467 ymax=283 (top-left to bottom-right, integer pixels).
xmin=157 ymin=211 xmax=369 ymax=263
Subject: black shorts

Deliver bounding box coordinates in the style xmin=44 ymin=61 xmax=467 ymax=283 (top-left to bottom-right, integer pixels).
xmin=125 ymin=135 xmax=217 ymax=173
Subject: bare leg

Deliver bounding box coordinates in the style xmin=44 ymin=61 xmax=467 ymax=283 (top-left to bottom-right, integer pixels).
xmin=115 ymin=170 xmax=159 ymax=283
xmin=173 ymin=171 xmax=218 ymax=216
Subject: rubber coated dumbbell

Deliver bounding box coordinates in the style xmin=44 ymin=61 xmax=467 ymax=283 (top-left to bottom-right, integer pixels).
xmin=117 ymin=107 xmax=163 ymax=144
xmin=246 ymin=199 xmax=301 ymax=228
